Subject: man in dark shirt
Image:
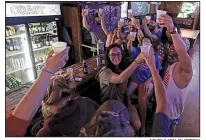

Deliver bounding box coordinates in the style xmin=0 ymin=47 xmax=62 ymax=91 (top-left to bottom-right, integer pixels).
xmin=142 ymin=17 xmax=163 ymax=41
xmin=82 ymin=9 xmax=107 ymax=44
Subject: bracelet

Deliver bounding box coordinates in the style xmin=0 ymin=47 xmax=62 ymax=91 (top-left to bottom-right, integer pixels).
xmin=134 ymin=60 xmax=139 ymax=65
xmin=42 ymin=68 xmax=54 ymax=75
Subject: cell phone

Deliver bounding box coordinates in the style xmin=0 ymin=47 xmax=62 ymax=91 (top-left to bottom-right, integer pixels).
xmin=74 ymin=77 xmax=83 ymax=82
xmin=122 ymin=26 xmax=129 ymax=33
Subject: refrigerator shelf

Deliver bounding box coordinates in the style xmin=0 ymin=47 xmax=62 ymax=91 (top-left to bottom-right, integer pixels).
xmin=6 ymin=20 xmax=59 ymax=90
xmin=6 ymin=50 xmax=25 ymax=57
xmin=31 ymin=32 xmax=57 ymax=36
xmin=33 ymin=46 xmax=52 ymax=52
xmin=6 ymin=33 xmax=25 ymax=39
xmin=6 ymin=67 xmax=27 ymax=75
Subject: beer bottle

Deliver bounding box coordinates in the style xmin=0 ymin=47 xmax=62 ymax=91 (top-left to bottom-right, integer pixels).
xmin=83 ymin=59 xmax=88 ymax=74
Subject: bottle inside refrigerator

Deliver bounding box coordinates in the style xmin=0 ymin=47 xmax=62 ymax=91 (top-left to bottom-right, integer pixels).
xmin=6 ymin=24 xmax=35 ymax=91
xmin=28 ymin=21 xmax=59 ymax=76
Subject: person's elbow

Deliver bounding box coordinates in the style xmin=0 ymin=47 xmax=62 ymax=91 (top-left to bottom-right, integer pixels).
xmin=82 ymin=24 xmax=87 ymax=30
xmin=180 ymin=55 xmax=193 ymax=73
xmin=119 ymin=75 xmax=127 ymax=84
xmin=84 ymin=26 xmax=90 ymax=31
xmin=83 ymin=23 xmax=90 ymax=31
xmin=104 ymin=30 xmax=110 ymax=36
xmin=110 ymin=75 xmax=126 ymax=84
xmin=151 ymin=35 xmax=158 ymax=41
xmin=127 ymin=46 xmax=133 ymax=54
xmin=120 ymin=79 xmax=125 ymax=84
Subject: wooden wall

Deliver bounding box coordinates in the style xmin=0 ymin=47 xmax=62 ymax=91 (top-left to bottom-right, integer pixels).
xmin=62 ymin=6 xmax=82 ymax=63
xmin=159 ymin=2 xmax=183 ymax=15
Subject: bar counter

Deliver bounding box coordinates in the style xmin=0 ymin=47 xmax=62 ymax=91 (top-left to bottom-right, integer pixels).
xmin=6 ymin=55 xmax=104 ymax=113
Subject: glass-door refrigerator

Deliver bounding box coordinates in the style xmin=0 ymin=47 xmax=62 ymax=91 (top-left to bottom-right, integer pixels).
xmin=28 ymin=21 xmax=59 ymax=76
xmin=6 ymin=24 xmax=35 ymax=91
xmin=6 ymin=3 xmax=62 ymax=92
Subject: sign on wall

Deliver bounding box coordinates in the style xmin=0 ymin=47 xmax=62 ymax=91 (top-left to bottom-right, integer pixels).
xmin=131 ymin=2 xmax=148 ymax=16
xmin=6 ymin=3 xmax=61 ymax=17
xmin=121 ymin=2 xmax=128 ymax=18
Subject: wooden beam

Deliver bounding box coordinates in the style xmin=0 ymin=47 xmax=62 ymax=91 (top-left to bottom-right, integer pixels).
xmin=62 ymin=6 xmax=81 ymax=63
xmin=193 ymin=4 xmax=199 ymax=30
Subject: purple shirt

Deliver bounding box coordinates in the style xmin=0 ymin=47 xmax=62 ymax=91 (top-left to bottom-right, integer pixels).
xmin=89 ymin=23 xmax=107 ymax=43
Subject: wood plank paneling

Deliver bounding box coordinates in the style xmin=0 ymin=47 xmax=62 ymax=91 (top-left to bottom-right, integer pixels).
xmin=62 ymin=6 xmax=82 ymax=63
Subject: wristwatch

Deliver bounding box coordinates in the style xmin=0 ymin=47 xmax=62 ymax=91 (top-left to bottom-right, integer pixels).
xmin=169 ymin=26 xmax=177 ymax=34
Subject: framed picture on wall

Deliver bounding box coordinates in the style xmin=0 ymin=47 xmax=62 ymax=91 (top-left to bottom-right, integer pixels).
xmin=131 ymin=2 xmax=148 ymax=16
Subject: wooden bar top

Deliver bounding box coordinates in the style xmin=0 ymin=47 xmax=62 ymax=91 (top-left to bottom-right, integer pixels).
xmin=56 ymin=55 xmax=104 ymax=93
xmin=6 ymin=56 xmax=104 ymax=113
xmin=57 ymin=56 xmax=100 ymax=77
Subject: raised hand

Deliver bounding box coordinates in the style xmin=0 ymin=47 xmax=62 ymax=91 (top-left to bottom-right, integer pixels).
xmin=127 ymin=34 xmax=136 ymax=42
xmin=81 ymin=9 xmax=87 ymax=17
xmin=43 ymin=47 xmax=69 ymax=74
xmin=142 ymin=18 xmax=147 ymax=25
xmin=141 ymin=48 xmax=156 ymax=69
xmin=158 ymin=14 xmax=174 ymax=31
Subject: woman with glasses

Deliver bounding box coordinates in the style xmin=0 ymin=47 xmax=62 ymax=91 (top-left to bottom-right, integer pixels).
xmin=96 ymin=43 xmax=144 ymax=136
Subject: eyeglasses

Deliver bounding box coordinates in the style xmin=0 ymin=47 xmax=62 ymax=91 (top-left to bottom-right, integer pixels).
xmin=108 ymin=53 xmax=122 ymax=60
xmin=142 ymin=42 xmax=152 ymax=46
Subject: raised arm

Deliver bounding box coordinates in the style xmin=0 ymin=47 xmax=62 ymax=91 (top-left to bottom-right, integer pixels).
xmin=142 ymin=48 xmax=171 ymax=137
xmin=12 ymin=48 xmax=69 ymax=121
xmin=133 ymin=19 xmax=144 ymax=43
xmin=109 ymin=54 xmax=143 ymax=84
xmin=142 ymin=18 xmax=158 ymax=41
xmin=142 ymin=49 xmax=171 ymax=137
xmin=171 ymin=34 xmax=192 ymax=73
xmin=126 ymin=34 xmax=134 ymax=53
xmin=99 ymin=12 xmax=110 ymax=35
xmin=82 ymin=9 xmax=91 ymax=31
xmin=159 ymin=15 xmax=192 ymax=74
xmin=137 ymin=29 xmax=144 ymax=44
xmin=142 ymin=48 xmax=169 ymax=115
xmin=117 ymin=21 xmax=127 ymax=39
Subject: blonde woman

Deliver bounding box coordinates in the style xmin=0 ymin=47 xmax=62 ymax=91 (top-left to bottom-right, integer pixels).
xmin=37 ymin=76 xmax=99 ymax=136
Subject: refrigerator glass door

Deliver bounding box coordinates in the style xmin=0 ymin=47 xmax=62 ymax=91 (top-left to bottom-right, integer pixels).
xmin=6 ymin=24 xmax=35 ymax=91
xmin=28 ymin=21 xmax=59 ymax=76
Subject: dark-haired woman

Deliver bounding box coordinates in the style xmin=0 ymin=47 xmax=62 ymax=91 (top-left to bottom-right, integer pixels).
xmin=96 ymin=43 xmax=144 ymax=136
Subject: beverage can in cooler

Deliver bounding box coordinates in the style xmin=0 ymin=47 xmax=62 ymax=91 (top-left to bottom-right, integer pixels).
xmin=21 ymin=57 xmax=25 ymax=67
xmin=12 ymin=58 xmax=17 ymax=69
xmin=15 ymin=57 xmax=20 ymax=69
xmin=17 ymin=56 xmax=21 ymax=68
xmin=10 ymin=57 xmax=15 ymax=69
xmin=19 ymin=38 xmax=23 ymax=50
xmin=19 ymin=56 xmax=23 ymax=68
xmin=20 ymin=57 xmax=24 ymax=68
xmin=17 ymin=58 xmax=20 ymax=69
